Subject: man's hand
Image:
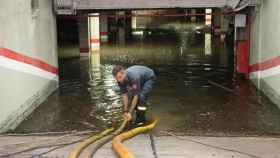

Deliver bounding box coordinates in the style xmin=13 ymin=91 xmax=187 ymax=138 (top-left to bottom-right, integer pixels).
xmin=123 ymin=112 xmax=132 ymax=121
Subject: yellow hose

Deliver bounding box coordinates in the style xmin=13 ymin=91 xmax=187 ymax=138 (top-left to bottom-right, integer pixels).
xmin=68 ymin=128 xmax=114 ymax=158
xmin=83 ymin=119 xmax=129 ymax=158
xmin=112 ymin=118 xmax=159 ymax=158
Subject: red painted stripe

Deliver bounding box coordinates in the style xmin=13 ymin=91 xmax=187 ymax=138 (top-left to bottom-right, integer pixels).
xmin=79 ymin=48 xmax=89 ymax=53
xmin=0 ymin=47 xmax=58 ymax=74
xmin=100 ymin=32 xmax=108 ymax=36
xmin=250 ymin=55 xmax=280 ymax=73
xmin=90 ymin=38 xmax=100 ymax=43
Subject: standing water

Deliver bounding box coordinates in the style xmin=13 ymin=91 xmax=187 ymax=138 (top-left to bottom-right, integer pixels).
xmin=14 ymin=26 xmax=280 ymax=137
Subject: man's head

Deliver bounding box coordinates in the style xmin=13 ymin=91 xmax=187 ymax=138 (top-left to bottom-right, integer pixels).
xmin=112 ymin=65 xmax=126 ymax=83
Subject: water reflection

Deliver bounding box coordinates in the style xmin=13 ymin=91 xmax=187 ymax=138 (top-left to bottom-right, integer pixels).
xmin=88 ymin=52 xmax=122 ymax=127
xmin=13 ymin=25 xmax=280 ymax=136
xmin=101 ymin=30 xmax=223 ymax=68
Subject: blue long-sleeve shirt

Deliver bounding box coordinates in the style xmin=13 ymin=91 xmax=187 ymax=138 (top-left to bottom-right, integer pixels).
xmin=118 ymin=65 xmax=155 ymax=95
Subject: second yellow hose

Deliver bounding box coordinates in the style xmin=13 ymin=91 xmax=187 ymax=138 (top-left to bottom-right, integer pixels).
xmin=112 ymin=118 xmax=159 ymax=158
xmin=68 ymin=128 xmax=114 ymax=158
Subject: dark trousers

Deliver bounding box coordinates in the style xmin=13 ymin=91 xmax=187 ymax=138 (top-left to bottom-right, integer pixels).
xmin=138 ymin=79 xmax=155 ymax=105
xmin=129 ymin=79 xmax=155 ymax=122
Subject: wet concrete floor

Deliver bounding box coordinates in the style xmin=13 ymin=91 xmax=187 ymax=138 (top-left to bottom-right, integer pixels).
xmin=13 ymin=28 xmax=280 ymax=137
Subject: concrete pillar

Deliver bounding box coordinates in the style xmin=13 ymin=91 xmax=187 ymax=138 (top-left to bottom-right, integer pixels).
xmin=100 ymin=15 xmax=108 ymax=43
xmin=213 ymin=9 xmax=221 ymax=35
xmin=125 ymin=11 xmax=133 ymax=39
xmin=205 ymin=33 xmax=212 ymax=56
xmin=118 ymin=11 xmax=126 ymax=45
xmin=131 ymin=11 xmax=137 ymax=32
xmin=88 ymin=13 xmax=100 ymax=52
xmin=184 ymin=9 xmax=189 ymax=22
xmin=88 ymin=13 xmax=101 ymax=73
xmin=132 ymin=15 xmax=137 ymax=30
xmin=219 ymin=43 xmax=229 ymax=67
xmin=78 ymin=17 xmax=89 ymax=56
xmin=205 ymin=9 xmax=212 ymax=26
xmin=191 ymin=9 xmax=196 ymax=23
xmin=220 ymin=15 xmax=229 ymax=42
xmin=205 ymin=8 xmax=212 ymax=56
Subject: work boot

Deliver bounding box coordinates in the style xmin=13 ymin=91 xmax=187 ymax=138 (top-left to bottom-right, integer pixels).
xmin=134 ymin=105 xmax=147 ymax=126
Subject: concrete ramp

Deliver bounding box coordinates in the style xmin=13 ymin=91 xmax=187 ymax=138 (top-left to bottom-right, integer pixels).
xmin=1 ymin=134 xmax=280 ymax=158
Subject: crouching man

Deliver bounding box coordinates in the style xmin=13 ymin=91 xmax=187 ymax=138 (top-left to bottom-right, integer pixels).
xmin=112 ymin=65 xmax=156 ymax=126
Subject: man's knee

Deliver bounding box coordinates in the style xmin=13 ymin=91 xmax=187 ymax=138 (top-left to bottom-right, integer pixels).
xmin=139 ymin=94 xmax=147 ymax=105
xmin=142 ymin=80 xmax=155 ymax=95
xmin=139 ymin=80 xmax=155 ymax=104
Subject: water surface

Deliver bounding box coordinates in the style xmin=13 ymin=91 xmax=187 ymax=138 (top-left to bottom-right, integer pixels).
xmin=14 ymin=27 xmax=280 ymax=136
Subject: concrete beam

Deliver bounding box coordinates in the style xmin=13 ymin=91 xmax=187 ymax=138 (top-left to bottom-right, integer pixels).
xmin=55 ymin=0 xmax=243 ymax=14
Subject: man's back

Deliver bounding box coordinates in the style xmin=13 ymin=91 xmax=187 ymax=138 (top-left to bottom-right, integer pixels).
xmin=126 ymin=65 xmax=155 ymax=85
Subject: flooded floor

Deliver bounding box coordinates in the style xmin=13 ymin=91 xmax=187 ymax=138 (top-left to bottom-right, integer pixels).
xmin=14 ymin=28 xmax=280 ymax=137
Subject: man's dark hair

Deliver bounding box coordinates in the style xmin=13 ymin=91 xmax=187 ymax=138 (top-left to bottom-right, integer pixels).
xmin=112 ymin=65 xmax=124 ymax=76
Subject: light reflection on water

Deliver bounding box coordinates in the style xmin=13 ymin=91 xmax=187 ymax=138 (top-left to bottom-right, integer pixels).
xmin=88 ymin=62 xmax=123 ymax=127
xmin=13 ymin=27 xmax=280 ymax=136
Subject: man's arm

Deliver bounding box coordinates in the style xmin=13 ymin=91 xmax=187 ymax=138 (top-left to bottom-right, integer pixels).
xmin=118 ymin=81 xmax=128 ymax=112
xmin=128 ymin=76 xmax=141 ymax=114
xmin=129 ymin=95 xmax=139 ymax=114
xmin=122 ymin=93 xmax=133 ymax=121
xmin=124 ymin=76 xmax=141 ymax=121
xmin=122 ymin=93 xmax=129 ymax=112
xmin=123 ymin=94 xmax=138 ymax=121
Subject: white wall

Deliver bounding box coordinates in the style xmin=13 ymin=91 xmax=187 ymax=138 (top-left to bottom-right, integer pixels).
xmin=0 ymin=0 xmax=58 ymax=132
xmin=250 ymin=0 xmax=280 ymax=108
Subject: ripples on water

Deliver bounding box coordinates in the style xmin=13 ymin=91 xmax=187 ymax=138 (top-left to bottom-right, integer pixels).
xmin=14 ymin=28 xmax=280 ymax=136
xmin=14 ymin=28 xmax=235 ymax=133
xmin=87 ymin=65 xmax=123 ymax=127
